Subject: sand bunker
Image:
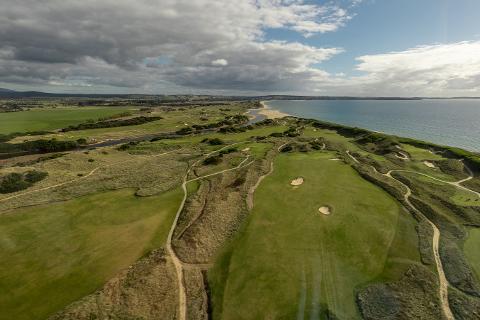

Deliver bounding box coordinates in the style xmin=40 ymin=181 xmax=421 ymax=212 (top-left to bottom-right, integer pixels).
xmin=424 ymin=161 xmax=435 ymax=168
xmin=290 ymin=177 xmax=304 ymax=186
xmin=329 ymin=158 xmax=341 ymax=161
xmin=318 ymin=206 xmax=331 ymax=215
xmin=395 ymin=152 xmax=409 ymax=160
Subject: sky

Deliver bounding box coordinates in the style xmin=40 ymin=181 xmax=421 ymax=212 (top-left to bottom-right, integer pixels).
xmin=1 ymin=0 xmax=480 ymax=96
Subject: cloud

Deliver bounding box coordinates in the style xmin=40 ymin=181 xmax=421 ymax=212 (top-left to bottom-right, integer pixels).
xmin=4 ymin=1 xmax=475 ymax=97
xmin=347 ymin=41 xmax=480 ymax=96
xmin=211 ymin=59 xmax=228 ymax=67
xmin=0 ymin=0 xmax=354 ymax=93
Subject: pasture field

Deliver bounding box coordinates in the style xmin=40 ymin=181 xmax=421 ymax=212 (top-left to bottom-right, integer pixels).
xmin=0 ymin=106 xmax=134 ymax=135
xmin=209 ymin=151 xmax=420 ymax=319
xmin=0 ymin=187 xmax=183 ymax=320
xmin=7 ymin=103 xmax=247 ymax=143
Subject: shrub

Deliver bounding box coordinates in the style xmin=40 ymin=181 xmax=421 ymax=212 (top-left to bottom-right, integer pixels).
xmin=280 ymin=144 xmax=293 ymax=153
xmin=76 ymin=138 xmax=87 ymax=145
xmin=62 ymin=116 xmax=161 ymax=132
xmin=208 ymin=138 xmax=224 ymax=145
xmin=24 ymin=170 xmax=48 ymax=183
xmin=0 ymin=170 xmax=48 ymax=194
xmin=203 ymin=155 xmax=222 ymax=165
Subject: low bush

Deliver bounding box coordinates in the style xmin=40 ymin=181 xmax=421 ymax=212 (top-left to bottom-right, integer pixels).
xmin=0 ymin=170 xmax=48 ymax=194
xmin=62 ymin=116 xmax=161 ymax=132
xmin=203 ymin=155 xmax=222 ymax=165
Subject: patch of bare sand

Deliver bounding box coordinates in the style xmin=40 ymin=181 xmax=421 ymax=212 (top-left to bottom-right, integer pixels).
xmin=242 ymin=147 xmax=250 ymax=152
xmin=290 ymin=177 xmax=304 ymax=186
xmin=395 ymin=152 xmax=409 ymax=160
xmin=318 ymin=206 xmax=331 ymax=215
xmin=258 ymin=101 xmax=290 ymax=119
xmin=424 ymin=161 xmax=436 ymax=168
xmin=329 ymin=158 xmax=341 ymax=161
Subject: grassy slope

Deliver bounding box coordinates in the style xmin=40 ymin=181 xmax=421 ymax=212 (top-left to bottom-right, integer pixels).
xmin=464 ymin=228 xmax=480 ymax=279
xmin=210 ymin=151 xmax=418 ymax=319
xmin=0 ymin=107 xmax=133 ymax=134
xmin=0 ymin=188 xmax=182 ymax=320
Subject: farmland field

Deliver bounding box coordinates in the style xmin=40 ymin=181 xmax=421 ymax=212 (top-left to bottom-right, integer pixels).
xmin=0 ymin=107 xmax=134 ymax=134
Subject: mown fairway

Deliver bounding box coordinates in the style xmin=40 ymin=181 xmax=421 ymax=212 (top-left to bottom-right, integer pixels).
xmin=0 ymin=188 xmax=182 ymax=320
xmin=210 ymin=151 xmax=419 ymax=319
xmin=0 ymin=106 xmax=132 ymax=134
xmin=464 ymin=228 xmax=480 ymax=279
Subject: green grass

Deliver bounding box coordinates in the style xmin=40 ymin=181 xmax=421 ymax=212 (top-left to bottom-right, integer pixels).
xmin=449 ymin=189 xmax=480 ymax=206
xmin=400 ymin=144 xmax=446 ymax=161
xmin=464 ymin=228 xmax=480 ymax=279
xmin=8 ymin=104 xmax=247 ymax=143
xmin=402 ymin=172 xmax=479 ymax=207
xmin=210 ymin=152 xmax=413 ymax=319
xmin=0 ymin=107 xmax=134 ymax=134
xmin=161 ymin=126 xmax=288 ymax=147
xmin=241 ymin=142 xmax=273 ymax=159
xmin=0 ymin=188 xmax=182 ymax=320
xmin=302 ymin=127 xmax=360 ymax=151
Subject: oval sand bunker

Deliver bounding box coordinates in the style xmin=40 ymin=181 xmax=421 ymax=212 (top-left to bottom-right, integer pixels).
xmin=290 ymin=177 xmax=304 ymax=186
xmin=318 ymin=206 xmax=331 ymax=215
xmin=423 ymin=161 xmax=435 ymax=168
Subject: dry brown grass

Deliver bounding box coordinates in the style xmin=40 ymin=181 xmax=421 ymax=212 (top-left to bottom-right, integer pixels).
xmin=48 ymin=249 xmax=179 ymax=320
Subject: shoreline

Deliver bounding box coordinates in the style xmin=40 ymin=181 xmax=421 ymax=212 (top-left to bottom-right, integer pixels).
xmin=256 ymin=101 xmax=291 ymax=119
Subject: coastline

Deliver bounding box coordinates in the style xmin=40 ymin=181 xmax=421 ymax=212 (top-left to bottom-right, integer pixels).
xmin=258 ymin=99 xmax=480 ymax=152
xmin=257 ymin=101 xmax=291 ymax=119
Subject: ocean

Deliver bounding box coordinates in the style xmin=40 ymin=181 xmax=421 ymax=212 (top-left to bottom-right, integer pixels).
xmin=265 ymin=99 xmax=480 ymax=152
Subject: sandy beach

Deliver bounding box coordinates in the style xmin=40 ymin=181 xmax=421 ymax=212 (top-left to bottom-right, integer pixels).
xmin=257 ymin=101 xmax=291 ymax=119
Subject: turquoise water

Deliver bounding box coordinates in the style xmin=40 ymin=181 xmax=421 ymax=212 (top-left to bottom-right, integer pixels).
xmin=266 ymin=99 xmax=480 ymax=152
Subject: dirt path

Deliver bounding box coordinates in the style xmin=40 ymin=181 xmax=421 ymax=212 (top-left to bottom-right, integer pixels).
xmin=166 ymin=175 xmax=189 ymax=320
xmin=347 ymin=151 xmax=453 ymax=319
xmin=346 ymin=150 xmax=359 ymax=163
xmin=385 ymin=170 xmax=454 ymax=320
xmin=165 ymin=143 xmax=254 ymax=320
xmin=388 ymin=168 xmax=479 ymax=198
xmin=187 ymin=156 xmax=254 ymax=183
xmin=0 ymin=149 xmax=179 ymax=204
xmin=247 ymin=161 xmax=274 ymax=210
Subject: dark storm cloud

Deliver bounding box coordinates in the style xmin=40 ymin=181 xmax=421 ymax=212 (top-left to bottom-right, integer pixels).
xmin=0 ymin=0 xmax=352 ymax=93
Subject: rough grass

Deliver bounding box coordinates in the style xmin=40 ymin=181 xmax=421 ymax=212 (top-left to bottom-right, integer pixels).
xmin=0 ymin=107 xmax=133 ymax=134
xmin=0 ymin=187 xmax=183 ymax=320
xmin=161 ymin=125 xmax=289 ymax=147
xmin=209 ymin=151 xmax=406 ymax=319
xmin=464 ymin=228 xmax=480 ymax=279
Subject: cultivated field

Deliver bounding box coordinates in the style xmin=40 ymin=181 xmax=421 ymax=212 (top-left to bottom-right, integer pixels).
xmin=0 ymin=106 xmax=133 ymax=134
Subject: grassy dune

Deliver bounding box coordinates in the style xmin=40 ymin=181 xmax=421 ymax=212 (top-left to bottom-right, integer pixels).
xmin=0 ymin=188 xmax=182 ymax=320
xmin=0 ymin=107 xmax=132 ymax=134
xmin=210 ymin=151 xmax=419 ymax=319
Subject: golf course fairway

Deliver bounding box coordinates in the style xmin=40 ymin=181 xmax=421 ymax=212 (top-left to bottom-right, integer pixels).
xmin=210 ymin=151 xmax=420 ymax=319
xmin=0 ymin=188 xmax=183 ymax=320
